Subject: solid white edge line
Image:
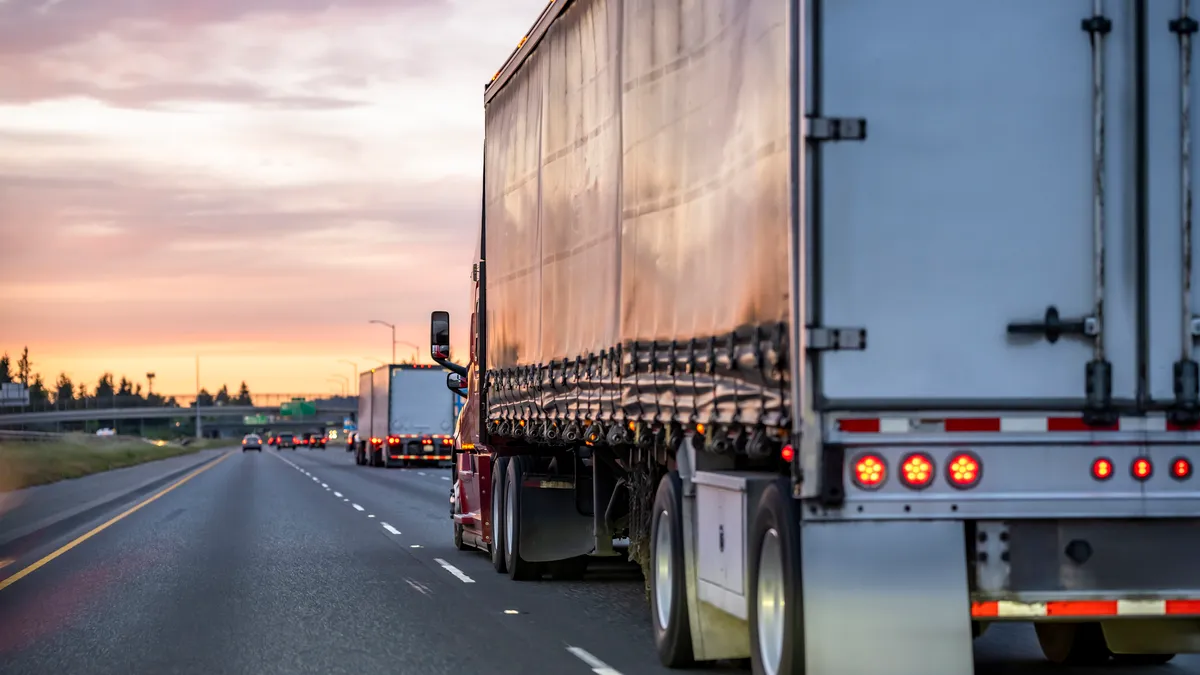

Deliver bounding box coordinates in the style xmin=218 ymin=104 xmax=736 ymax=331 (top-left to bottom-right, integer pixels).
xmin=382 ymin=523 xmax=401 ymax=535
xmin=433 ymin=558 xmax=475 ymax=583
xmin=352 ymin=503 xmax=365 ymax=511
xmin=565 ymin=646 xmax=622 ymax=675
xmin=334 ymin=492 xmax=343 ymax=498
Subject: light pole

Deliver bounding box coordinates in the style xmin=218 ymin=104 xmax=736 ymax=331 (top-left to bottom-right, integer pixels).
xmin=369 ymin=320 xmax=396 ymax=364
xmin=395 ymin=340 xmax=421 ymax=363
xmin=338 ymin=359 xmax=357 ymax=396
xmin=195 ymin=355 xmax=201 ymax=439
xmin=329 ymin=375 xmax=349 ymax=397
xmin=146 ymin=372 xmax=156 ymax=396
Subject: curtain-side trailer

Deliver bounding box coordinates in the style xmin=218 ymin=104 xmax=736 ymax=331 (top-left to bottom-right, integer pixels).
xmin=430 ymin=1 xmax=1200 ymax=674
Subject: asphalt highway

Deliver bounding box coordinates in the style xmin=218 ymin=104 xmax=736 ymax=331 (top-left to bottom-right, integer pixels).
xmin=0 ymin=447 xmax=1195 ymax=675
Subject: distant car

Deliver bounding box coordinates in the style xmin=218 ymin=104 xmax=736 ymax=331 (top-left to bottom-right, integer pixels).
xmin=308 ymin=433 xmax=327 ymax=449
xmin=276 ymin=433 xmax=296 ymax=450
xmin=242 ymin=434 xmax=263 ymax=452
xmin=345 ymin=432 xmax=358 ymax=453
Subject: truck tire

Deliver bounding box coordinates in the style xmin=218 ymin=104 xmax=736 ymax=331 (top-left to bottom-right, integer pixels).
xmin=491 ymin=456 xmax=510 ymax=573
xmin=504 ymin=455 xmax=542 ymax=581
xmin=650 ymin=471 xmax=694 ymax=668
xmin=454 ymin=523 xmax=471 ymax=551
xmin=748 ymin=481 xmax=803 ymax=675
xmin=1034 ymin=622 xmax=1110 ymax=665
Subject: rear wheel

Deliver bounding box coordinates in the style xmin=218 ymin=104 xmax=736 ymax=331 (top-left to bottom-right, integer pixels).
xmin=504 ymin=456 xmax=542 ymax=581
xmin=1035 ymin=623 xmax=1111 ymax=666
xmin=491 ymin=456 xmax=510 ymax=573
xmin=749 ymin=481 xmax=804 ymax=675
xmin=650 ymin=471 xmax=695 ymax=668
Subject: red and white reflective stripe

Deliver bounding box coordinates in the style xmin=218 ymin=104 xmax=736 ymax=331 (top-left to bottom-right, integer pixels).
xmin=390 ymin=454 xmax=452 ymax=460
xmin=837 ymin=416 xmax=1199 ymax=434
xmin=971 ymin=599 xmax=1200 ymax=619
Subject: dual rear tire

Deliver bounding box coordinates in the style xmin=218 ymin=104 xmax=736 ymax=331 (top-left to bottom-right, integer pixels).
xmin=649 ymin=473 xmax=802 ymax=675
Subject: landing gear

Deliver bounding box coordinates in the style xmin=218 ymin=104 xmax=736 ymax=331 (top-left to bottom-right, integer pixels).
xmin=748 ymin=481 xmax=803 ymax=675
xmin=504 ymin=455 xmax=542 ymax=581
xmin=649 ymin=471 xmax=694 ymax=668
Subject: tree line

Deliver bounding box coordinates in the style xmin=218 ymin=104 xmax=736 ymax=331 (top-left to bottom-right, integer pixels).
xmin=1 ymin=347 xmax=253 ymax=410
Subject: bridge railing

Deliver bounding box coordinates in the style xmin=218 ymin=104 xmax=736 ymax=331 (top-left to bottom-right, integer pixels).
xmin=6 ymin=393 xmax=352 ymax=414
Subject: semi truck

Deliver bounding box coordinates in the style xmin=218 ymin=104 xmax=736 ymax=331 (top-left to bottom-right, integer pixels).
xmin=353 ymin=364 xmax=455 ymax=468
xmin=430 ymin=1 xmax=1200 ymax=674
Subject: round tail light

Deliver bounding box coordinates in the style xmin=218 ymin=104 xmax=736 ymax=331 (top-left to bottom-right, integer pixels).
xmin=1171 ymin=457 xmax=1192 ymax=480
xmin=1091 ymin=457 xmax=1114 ymax=481
xmin=900 ymin=453 xmax=935 ymax=489
xmin=946 ymin=452 xmax=982 ymax=489
xmin=1132 ymin=457 xmax=1153 ymax=481
xmin=851 ymin=453 xmax=886 ymax=490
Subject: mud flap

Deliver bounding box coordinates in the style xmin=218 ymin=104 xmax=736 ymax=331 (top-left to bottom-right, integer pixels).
xmin=800 ymin=520 xmax=974 ymax=675
xmin=517 ymin=480 xmax=595 ymax=563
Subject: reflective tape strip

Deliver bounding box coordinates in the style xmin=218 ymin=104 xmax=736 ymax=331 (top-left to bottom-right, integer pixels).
xmin=391 ymin=455 xmax=451 ymax=460
xmin=971 ymin=599 xmax=1200 ymax=618
xmin=837 ymin=416 xmax=1195 ymax=434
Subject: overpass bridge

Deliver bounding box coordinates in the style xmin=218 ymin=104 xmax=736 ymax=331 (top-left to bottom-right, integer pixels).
xmin=0 ymin=400 xmax=357 ymax=428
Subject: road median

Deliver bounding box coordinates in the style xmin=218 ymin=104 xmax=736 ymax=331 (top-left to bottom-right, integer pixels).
xmin=0 ymin=434 xmax=205 ymax=491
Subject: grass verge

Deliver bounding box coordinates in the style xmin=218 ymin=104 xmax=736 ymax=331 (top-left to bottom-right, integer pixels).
xmin=0 ymin=435 xmax=206 ymax=491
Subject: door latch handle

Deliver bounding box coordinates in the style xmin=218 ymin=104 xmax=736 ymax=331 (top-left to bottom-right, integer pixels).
xmin=1007 ymin=306 xmax=1098 ymax=344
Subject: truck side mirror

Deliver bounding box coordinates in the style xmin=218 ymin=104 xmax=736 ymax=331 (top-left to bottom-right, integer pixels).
xmin=446 ymin=372 xmax=466 ymax=391
xmin=431 ymin=311 xmax=451 ymax=360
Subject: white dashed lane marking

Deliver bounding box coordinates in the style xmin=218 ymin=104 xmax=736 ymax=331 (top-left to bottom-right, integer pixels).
xmin=334 ymin=492 xmax=343 ymax=498
xmin=434 ymin=558 xmax=475 ymax=584
xmin=352 ymin=503 xmax=365 ymax=511
xmin=382 ymin=523 xmax=401 ymax=535
xmin=566 ymin=646 xmax=622 ymax=675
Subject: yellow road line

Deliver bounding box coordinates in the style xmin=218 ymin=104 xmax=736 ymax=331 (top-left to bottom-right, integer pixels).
xmin=0 ymin=451 xmax=233 ymax=593
xmin=0 ymin=559 xmax=12 ymax=570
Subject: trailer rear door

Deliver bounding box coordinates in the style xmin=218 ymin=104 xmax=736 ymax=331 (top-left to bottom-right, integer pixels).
xmin=811 ymin=0 xmax=1186 ymax=412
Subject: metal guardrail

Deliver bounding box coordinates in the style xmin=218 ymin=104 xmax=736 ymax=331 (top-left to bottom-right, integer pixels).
xmin=0 ymin=430 xmax=65 ymax=441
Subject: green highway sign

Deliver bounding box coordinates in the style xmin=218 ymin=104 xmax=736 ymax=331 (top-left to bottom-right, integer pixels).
xmin=243 ymin=414 xmax=270 ymax=425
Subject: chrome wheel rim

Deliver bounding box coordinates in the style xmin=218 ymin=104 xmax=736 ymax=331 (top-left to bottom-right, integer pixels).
xmin=654 ymin=509 xmax=673 ymax=630
xmin=505 ymin=476 xmax=515 ymax=560
xmin=757 ymin=528 xmax=785 ymax=675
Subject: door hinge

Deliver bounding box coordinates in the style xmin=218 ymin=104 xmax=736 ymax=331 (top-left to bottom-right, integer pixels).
xmin=806 ymin=326 xmax=867 ymax=352
xmin=806 ymin=116 xmax=867 ymax=142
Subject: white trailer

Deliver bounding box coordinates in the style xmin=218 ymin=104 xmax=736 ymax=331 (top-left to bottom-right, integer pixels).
xmin=452 ymin=1 xmax=1200 ymax=674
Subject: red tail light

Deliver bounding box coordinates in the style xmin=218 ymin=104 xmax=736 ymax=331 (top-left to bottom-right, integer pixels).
xmin=780 ymin=444 xmax=795 ymax=463
xmin=1132 ymin=457 xmax=1153 ymax=481
xmin=900 ymin=453 xmax=935 ymax=489
xmin=946 ymin=452 xmax=982 ymax=489
xmin=1091 ymin=457 xmax=1114 ymax=481
xmin=1172 ymin=457 xmax=1193 ymax=480
xmin=851 ymin=453 xmax=886 ymax=490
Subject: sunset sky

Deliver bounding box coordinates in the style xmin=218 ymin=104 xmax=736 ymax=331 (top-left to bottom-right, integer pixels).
xmin=0 ymin=0 xmax=547 ymax=396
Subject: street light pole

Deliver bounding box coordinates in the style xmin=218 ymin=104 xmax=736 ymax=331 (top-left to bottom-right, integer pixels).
xmin=195 ymin=355 xmax=202 ymax=439
xmin=327 ymin=377 xmax=347 ymax=397
xmin=369 ymin=320 xmax=396 ymax=364
xmin=338 ymin=360 xmax=357 ymax=396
